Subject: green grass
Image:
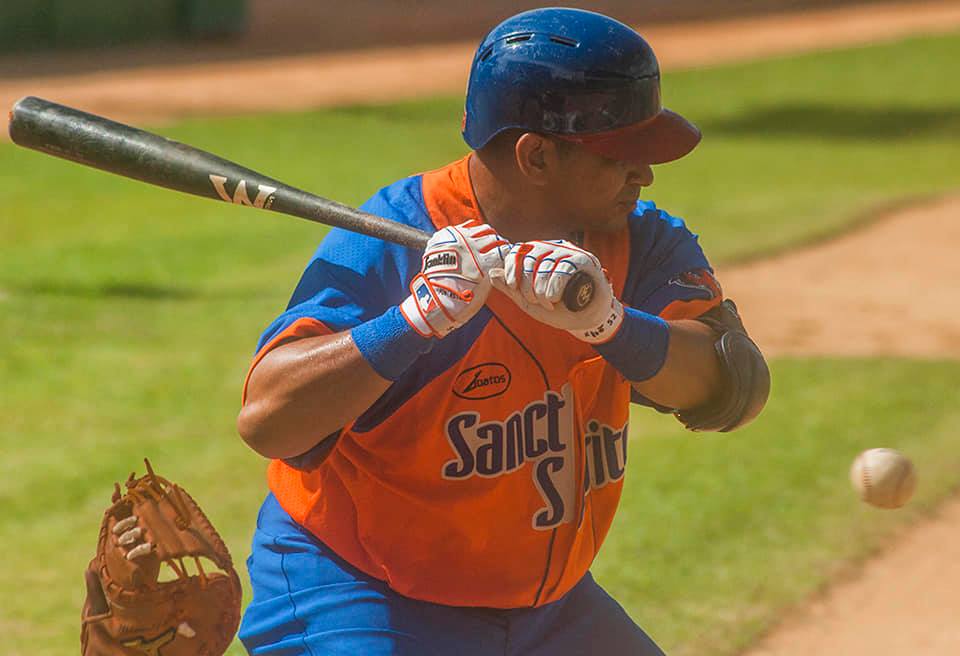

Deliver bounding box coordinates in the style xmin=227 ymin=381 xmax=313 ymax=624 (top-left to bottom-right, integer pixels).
xmin=1 ymin=31 xmax=959 ymax=655
xmin=658 ymin=31 xmax=960 ymax=261
xmin=596 ymin=358 xmax=960 ymax=656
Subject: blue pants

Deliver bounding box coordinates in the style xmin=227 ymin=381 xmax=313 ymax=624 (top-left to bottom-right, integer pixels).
xmin=239 ymin=494 xmax=666 ymax=656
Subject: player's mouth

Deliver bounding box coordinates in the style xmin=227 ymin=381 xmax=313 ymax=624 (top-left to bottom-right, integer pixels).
xmin=619 ymin=184 xmax=643 ymax=199
xmin=615 ymin=186 xmax=643 ymax=211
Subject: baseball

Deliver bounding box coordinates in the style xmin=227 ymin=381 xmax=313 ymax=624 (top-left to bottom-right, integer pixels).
xmin=849 ymin=448 xmax=917 ymax=509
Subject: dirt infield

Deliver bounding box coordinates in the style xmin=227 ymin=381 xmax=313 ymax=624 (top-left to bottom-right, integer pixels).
xmin=744 ymin=494 xmax=960 ymax=656
xmin=721 ymin=195 xmax=960 ymax=360
xmin=4 ymin=2 xmax=960 ymax=653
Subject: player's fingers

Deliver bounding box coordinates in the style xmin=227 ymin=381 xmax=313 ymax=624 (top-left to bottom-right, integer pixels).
xmin=117 ymin=527 xmax=143 ymax=546
xmin=490 ymin=268 xmax=533 ymax=312
xmin=125 ymin=543 xmax=153 ymax=560
xmin=546 ymin=252 xmax=589 ymax=303
xmin=519 ymin=252 xmax=541 ymax=307
xmin=544 ymin=240 xmax=603 ymax=273
xmin=469 ymin=225 xmax=501 ymax=241
xmin=477 ymin=235 xmax=511 ymax=261
xmin=533 ymin=257 xmax=557 ymax=310
xmin=112 ymin=516 xmax=138 ymax=534
xmin=504 ymin=244 xmax=527 ymax=291
xmin=501 ymin=246 xmax=517 ymax=289
xmin=545 ymin=267 xmax=570 ymax=304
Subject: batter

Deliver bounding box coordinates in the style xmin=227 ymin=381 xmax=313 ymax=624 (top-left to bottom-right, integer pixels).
xmin=237 ymin=8 xmax=769 ymax=655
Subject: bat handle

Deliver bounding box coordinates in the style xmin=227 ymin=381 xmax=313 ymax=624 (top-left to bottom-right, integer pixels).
xmin=562 ymin=271 xmax=596 ymax=313
xmin=413 ymin=228 xmax=595 ymax=312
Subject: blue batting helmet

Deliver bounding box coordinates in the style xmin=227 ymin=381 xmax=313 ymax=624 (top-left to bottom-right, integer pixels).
xmin=462 ymin=7 xmax=700 ymax=164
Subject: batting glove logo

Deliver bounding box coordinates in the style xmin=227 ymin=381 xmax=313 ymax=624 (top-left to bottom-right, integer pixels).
xmin=424 ymin=250 xmax=460 ymax=273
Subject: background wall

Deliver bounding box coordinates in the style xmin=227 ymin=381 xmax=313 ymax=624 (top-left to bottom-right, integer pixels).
xmin=245 ymin=0 xmax=909 ymax=53
xmin=1 ymin=0 xmax=911 ymax=56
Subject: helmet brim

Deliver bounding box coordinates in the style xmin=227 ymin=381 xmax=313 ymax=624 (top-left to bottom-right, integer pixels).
xmin=555 ymin=109 xmax=701 ymax=165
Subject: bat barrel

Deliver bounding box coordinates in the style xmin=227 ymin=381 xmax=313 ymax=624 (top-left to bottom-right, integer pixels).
xmin=9 ymin=95 xmax=268 ymax=199
xmin=8 ymin=96 xmax=431 ymax=250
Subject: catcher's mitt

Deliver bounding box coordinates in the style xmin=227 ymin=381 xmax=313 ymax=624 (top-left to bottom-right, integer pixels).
xmin=81 ymin=459 xmax=242 ymax=656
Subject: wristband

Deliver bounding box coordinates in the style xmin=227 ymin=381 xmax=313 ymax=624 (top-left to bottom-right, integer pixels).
xmin=351 ymin=306 xmax=434 ymax=381
xmin=593 ymin=307 xmax=670 ymax=382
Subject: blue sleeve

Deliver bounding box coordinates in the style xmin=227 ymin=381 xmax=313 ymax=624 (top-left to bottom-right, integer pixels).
xmin=253 ymin=177 xmax=435 ymax=353
xmin=621 ymin=200 xmax=719 ymax=314
xmin=621 ymin=201 xmax=722 ymax=410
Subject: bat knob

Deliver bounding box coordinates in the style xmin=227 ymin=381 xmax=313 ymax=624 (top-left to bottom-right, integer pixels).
xmin=562 ymin=271 xmax=595 ymax=312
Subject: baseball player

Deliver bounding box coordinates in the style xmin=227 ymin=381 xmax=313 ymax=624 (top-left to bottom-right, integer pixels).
xmin=236 ymin=8 xmax=769 ymax=656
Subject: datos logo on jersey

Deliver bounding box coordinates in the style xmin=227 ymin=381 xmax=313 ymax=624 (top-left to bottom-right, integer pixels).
xmin=453 ymin=363 xmax=512 ymax=400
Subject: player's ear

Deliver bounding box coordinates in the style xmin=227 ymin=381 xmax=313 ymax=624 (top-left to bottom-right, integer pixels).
xmin=515 ymin=132 xmax=561 ymax=186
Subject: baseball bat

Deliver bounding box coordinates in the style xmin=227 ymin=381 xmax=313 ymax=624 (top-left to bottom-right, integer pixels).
xmin=7 ymin=96 xmax=595 ymax=312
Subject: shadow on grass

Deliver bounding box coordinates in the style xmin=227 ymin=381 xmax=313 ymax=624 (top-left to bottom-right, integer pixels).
xmin=701 ymin=103 xmax=960 ymax=140
xmin=717 ymin=192 xmax=958 ymax=267
xmin=11 ymin=280 xmax=282 ymax=301
xmin=13 ymin=281 xmax=198 ymax=300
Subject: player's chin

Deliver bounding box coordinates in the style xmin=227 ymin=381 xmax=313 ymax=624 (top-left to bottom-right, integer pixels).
xmin=605 ymin=201 xmax=637 ymax=226
xmin=584 ymin=215 xmax=629 ymax=234
xmin=572 ymin=206 xmax=632 ymax=234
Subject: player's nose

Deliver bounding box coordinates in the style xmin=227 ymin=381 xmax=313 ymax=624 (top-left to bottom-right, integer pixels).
xmin=626 ymin=163 xmax=654 ymax=187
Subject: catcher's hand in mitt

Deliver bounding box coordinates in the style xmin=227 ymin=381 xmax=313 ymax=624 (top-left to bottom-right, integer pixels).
xmin=81 ymin=459 xmax=242 ymax=656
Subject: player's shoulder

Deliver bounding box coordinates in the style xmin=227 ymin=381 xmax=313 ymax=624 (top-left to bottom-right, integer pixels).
xmin=625 ymin=200 xmax=707 ymax=270
xmin=627 ymin=200 xmax=699 ymax=254
xmin=288 ymin=174 xmax=433 ymax=308
xmin=309 ymin=173 xmax=434 ymax=265
xmin=622 ymin=199 xmax=713 ymax=306
xmin=357 ymin=174 xmax=435 ymax=233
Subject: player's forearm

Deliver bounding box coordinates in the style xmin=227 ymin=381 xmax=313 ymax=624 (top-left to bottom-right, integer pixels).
xmin=239 ymin=223 xmax=506 ymax=459
xmin=238 ymin=332 xmax=391 ymax=459
xmin=629 ymin=319 xmax=721 ymax=410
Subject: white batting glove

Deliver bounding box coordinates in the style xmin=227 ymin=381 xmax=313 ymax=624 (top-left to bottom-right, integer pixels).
xmin=400 ymin=221 xmax=510 ymax=338
xmin=489 ymin=240 xmax=624 ymax=344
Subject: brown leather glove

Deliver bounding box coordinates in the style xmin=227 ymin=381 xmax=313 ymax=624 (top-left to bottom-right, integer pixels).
xmin=81 ymin=460 xmax=242 ymax=656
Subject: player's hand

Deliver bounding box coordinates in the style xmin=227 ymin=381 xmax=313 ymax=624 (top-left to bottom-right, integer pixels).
xmin=489 ymin=240 xmax=625 ymax=343
xmin=400 ymin=221 xmax=509 ymax=338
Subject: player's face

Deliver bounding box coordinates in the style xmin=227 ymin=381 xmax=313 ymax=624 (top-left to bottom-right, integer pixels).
xmin=549 ymin=143 xmax=654 ymax=233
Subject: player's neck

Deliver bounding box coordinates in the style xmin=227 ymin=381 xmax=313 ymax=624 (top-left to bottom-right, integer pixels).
xmin=468 ymin=153 xmax=566 ymax=242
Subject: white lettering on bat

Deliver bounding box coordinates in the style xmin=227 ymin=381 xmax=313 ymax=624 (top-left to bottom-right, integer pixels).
xmin=209 ymin=175 xmax=277 ymax=209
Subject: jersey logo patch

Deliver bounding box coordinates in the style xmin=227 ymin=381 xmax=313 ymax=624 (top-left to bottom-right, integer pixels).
xmin=442 ymin=385 xmax=629 ymax=531
xmin=453 ymin=363 xmax=511 ymax=400
xmin=584 ymin=420 xmax=628 ymax=491
xmin=669 ymin=269 xmax=721 ymax=299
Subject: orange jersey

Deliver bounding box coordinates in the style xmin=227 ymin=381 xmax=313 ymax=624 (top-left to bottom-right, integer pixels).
xmin=245 ymin=155 xmax=722 ymax=608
